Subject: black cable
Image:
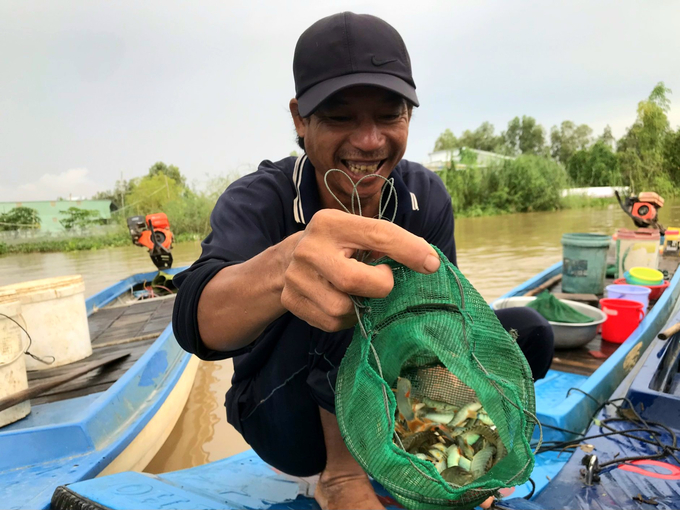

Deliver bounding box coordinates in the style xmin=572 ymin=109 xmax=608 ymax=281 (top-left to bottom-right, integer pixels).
xmin=535 ymin=427 xmax=675 ymax=454
xmin=523 ymin=478 xmax=536 ymax=500
xmin=566 ymin=387 xmax=602 ymax=407
xmin=0 ymin=312 xmax=54 ymax=365
xmin=532 ymin=395 xmax=680 ymax=471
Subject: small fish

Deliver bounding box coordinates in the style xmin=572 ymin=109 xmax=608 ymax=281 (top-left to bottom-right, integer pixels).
xmin=415 ymin=453 xmax=429 ymax=461
xmin=458 ymin=455 xmax=472 ymax=472
xmin=396 ymin=378 xmax=415 ymax=422
xmin=457 ymin=435 xmax=475 ymax=460
xmin=449 ymin=402 xmax=482 ymax=428
xmin=425 ymin=412 xmax=455 ymax=424
xmin=441 ymin=466 xmax=474 ymax=486
xmin=470 ymin=445 xmax=496 ymax=479
xmin=422 ymin=397 xmax=458 ymax=413
xmin=477 ymin=412 xmax=494 ymax=426
xmin=446 ymin=445 xmax=461 ymax=468
xmin=462 ymin=432 xmax=480 ymax=445
xmin=428 ymin=446 xmax=445 ymax=461
xmin=434 ymin=457 xmax=447 ymax=473
xmin=401 ymin=431 xmax=435 ymax=453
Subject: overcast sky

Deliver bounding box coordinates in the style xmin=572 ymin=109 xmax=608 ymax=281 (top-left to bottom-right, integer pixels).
xmin=1 ymin=1 xmax=679 ymax=202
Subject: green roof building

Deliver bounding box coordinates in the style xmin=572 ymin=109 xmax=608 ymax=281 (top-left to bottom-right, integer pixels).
xmin=0 ymin=200 xmax=113 ymax=233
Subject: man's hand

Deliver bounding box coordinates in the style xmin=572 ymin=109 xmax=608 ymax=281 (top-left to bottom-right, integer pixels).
xmin=638 ymin=192 xmax=664 ymax=208
xmin=281 ymin=209 xmax=441 ymax=332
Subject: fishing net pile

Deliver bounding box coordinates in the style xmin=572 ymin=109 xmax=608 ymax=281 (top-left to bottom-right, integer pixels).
xmin=335 ymin=247 xmax=538 ymax=509
xmin=526 ymin=291 xmax=594 ymax=324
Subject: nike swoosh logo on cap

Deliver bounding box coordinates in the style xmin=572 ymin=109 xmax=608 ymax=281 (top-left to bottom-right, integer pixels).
xmin=371 ymin=56 xmax=398 ymax=66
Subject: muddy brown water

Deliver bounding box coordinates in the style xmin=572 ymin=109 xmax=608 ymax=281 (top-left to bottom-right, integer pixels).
xmin=3 ymin=202 xmax=680 ymax=473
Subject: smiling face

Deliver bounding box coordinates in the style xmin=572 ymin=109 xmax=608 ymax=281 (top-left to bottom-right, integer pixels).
xmin=290 ymin=86 xmax=412 ymax=216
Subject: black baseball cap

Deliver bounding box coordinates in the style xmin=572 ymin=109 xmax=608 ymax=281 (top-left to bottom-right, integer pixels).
xmin=293 ymin=12 xmax=419 ymax=117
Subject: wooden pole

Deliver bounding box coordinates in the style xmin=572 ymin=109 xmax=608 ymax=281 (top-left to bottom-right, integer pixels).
xmin=0 ymin=353 xmax=129 ymax=413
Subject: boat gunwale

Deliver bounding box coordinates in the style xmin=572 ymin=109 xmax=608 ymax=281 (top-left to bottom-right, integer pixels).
xmin=495 ymin=261 xmax=680 ymax=442
xmin=0 ymin=267 xmax=194 ymax=510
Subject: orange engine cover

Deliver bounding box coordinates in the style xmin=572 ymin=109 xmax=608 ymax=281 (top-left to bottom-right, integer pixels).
xmin=632 ymin=202 xmax=657 ymax=221
xmin=137 ymin=229 xmax=173 ymax=250
xmin=146 ymin=212 xmax=170 ymax=230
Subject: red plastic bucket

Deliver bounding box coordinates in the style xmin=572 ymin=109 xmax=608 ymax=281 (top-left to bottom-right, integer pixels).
xmin=600 ymin=298 xmax=645 ymax=344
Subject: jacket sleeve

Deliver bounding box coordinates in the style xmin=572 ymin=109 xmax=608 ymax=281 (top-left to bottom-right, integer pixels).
xmin=422 ymin=175 xmax=456 ymax=266
xmin=172 ymin=165 xmax=291 ymax=360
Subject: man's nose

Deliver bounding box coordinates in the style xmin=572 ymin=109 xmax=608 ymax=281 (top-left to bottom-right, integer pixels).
xmin=349 ymin=119 xmax=385 ymax=152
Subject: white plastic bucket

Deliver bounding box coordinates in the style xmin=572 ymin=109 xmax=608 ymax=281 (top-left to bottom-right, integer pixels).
xmin=616 ymin=228 xmax=660 ymax=277
xmin=606 ymin=284 xmax=652 ymax=311
xmin=0 ymin=276 xmax=92 ymax=371
xmin=0 ymin=289 xmax=31 ymax=427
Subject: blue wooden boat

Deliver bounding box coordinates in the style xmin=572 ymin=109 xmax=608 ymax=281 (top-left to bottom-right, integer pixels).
xmin=0 ymin=268 xmax=198 ymax=510
xmin=50 ymin=260 xmax=680 ymax=510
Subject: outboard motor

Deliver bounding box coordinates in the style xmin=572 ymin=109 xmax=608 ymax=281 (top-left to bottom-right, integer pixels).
xmin=127 ymin=213 xmax=174 ymax=269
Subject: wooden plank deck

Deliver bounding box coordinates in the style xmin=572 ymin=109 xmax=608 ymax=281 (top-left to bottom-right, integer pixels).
xmin=27 ymin=295 xmax=176 ymax=406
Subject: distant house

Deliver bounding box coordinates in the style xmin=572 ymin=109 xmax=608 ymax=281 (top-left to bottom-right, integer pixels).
xmin=0 ymin=199 xmax=113 ymax=233
xmin=423 ymin=148 xmax=515 ymax=171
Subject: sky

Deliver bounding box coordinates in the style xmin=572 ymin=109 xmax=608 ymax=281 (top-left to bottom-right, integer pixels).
xmin=1 ymin=0 xmax=679 ymax=202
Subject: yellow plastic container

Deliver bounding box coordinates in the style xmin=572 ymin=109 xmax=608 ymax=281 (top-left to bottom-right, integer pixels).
xmin=664 ymin=228 xmax=680 ymax=255
xmin=0 ymin=289 xmax=30 ymax=427
xmin=629 ymin=267 xmax=664 ymax=284
xmin=0 ymin=276 xmax=91 ymax=371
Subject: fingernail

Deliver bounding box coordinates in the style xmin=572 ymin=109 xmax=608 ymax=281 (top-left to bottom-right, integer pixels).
xmin=424 ymin=253 xmax=440 ymax=273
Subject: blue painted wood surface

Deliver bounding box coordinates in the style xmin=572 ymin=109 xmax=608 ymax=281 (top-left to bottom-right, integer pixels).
xmin=58 ymin=262 xmax=680 ymax=509
xmin=1 ymin=267 xmax=192 ymax=510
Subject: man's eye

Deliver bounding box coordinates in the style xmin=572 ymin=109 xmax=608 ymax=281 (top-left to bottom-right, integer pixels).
xmin=382 ymin=114 xmax=400 ymax=120
xmin=329 ymin=116 xmax=351 ymax=122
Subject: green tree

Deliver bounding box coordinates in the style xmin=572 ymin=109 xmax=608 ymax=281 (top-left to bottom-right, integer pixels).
xmin=0 ymin=207 xmax=40 ymax=231
xmin=59 ymin=207 xmax=103 ymax=230
xmin=125 ymin=173 xmax=184 ymax=216
xmin=92 ymin=178 xmax=135 ymax=210
xmin=458 ymin=122 xmax=504 ymax=152
xmin=503 ymin=116 xmax=546 ymax=155
xmin=599 ymin=125 xmax=616 ymax=149
xmin=567 ymin=141 xmax=621 ymax=187
xmin=664 ymin=128 xmax=680 ymax=184
xmin=550 ymin=121 xmax=593 ymax=164
xmin=433 ymin=128 xmax=459 ymax=151
xmin=148 ymin=162 xmax=186 ymax=187
xmin=617 ymin=82 xmax=673 ymax=193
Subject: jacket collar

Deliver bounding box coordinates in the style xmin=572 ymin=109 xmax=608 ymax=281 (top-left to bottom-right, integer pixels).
xmin=292 ymin=154 xmax=415 ymax=225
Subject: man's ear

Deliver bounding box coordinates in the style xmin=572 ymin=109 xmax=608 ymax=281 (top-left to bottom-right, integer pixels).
xmin=289 ymin=99 xmax=307 ymax=138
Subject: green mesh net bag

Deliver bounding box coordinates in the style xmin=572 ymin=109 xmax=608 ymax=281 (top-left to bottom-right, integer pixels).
xmin=335 ymin=247 xmax=538 ymax=509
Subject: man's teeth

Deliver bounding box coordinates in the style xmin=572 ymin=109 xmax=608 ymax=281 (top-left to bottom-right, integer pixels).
xmin=347 ymin=162 xmax=380 ymax=173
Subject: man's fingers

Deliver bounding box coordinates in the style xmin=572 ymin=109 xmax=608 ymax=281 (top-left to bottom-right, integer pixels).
xmin=280 ymin=286 xmax=356 ymax=332
xmin=319 ymin=258 xmax=395 ymax=298
xmin=313 ymin=211 xmax=441 ymax=274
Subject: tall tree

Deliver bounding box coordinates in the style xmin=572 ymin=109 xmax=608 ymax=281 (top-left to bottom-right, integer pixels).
xmin=550 ymin=121 xmax=593 ymax=164
xmin=458 ymin=122 xmax=503 ymax=152
xmin=433 ymin=129 xmax=459 ymax=151
xmin=148 ymin=162 xmax=186 ymax=187
xmin=503 ymin=116 xmax=546 ymax=155
xmin=598 ymin=125 xmax=616 ymax=149
xmin=567 ymin=141 xmax=621 ymax=187
xmin=617 ymin=82 xmax=673 ymax=193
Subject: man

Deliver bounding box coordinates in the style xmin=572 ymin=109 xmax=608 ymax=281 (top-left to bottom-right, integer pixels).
xmin=173 ymin=12 xmax=553 ymax=509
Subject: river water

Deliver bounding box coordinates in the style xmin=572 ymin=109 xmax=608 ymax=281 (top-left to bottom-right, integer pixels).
xmin=3 ymin=202 xmax=680 ymax=473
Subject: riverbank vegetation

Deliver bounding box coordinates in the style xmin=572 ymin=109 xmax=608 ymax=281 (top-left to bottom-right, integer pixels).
xmin=435 ymin=82 xmax=679 ymax=216
xmin=1 ymin=83 xmax=677 ymax=254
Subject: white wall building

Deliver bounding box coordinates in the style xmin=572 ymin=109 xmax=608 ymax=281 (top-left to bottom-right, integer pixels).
xmin=423 ymin=148 xmax=515 ymax=171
